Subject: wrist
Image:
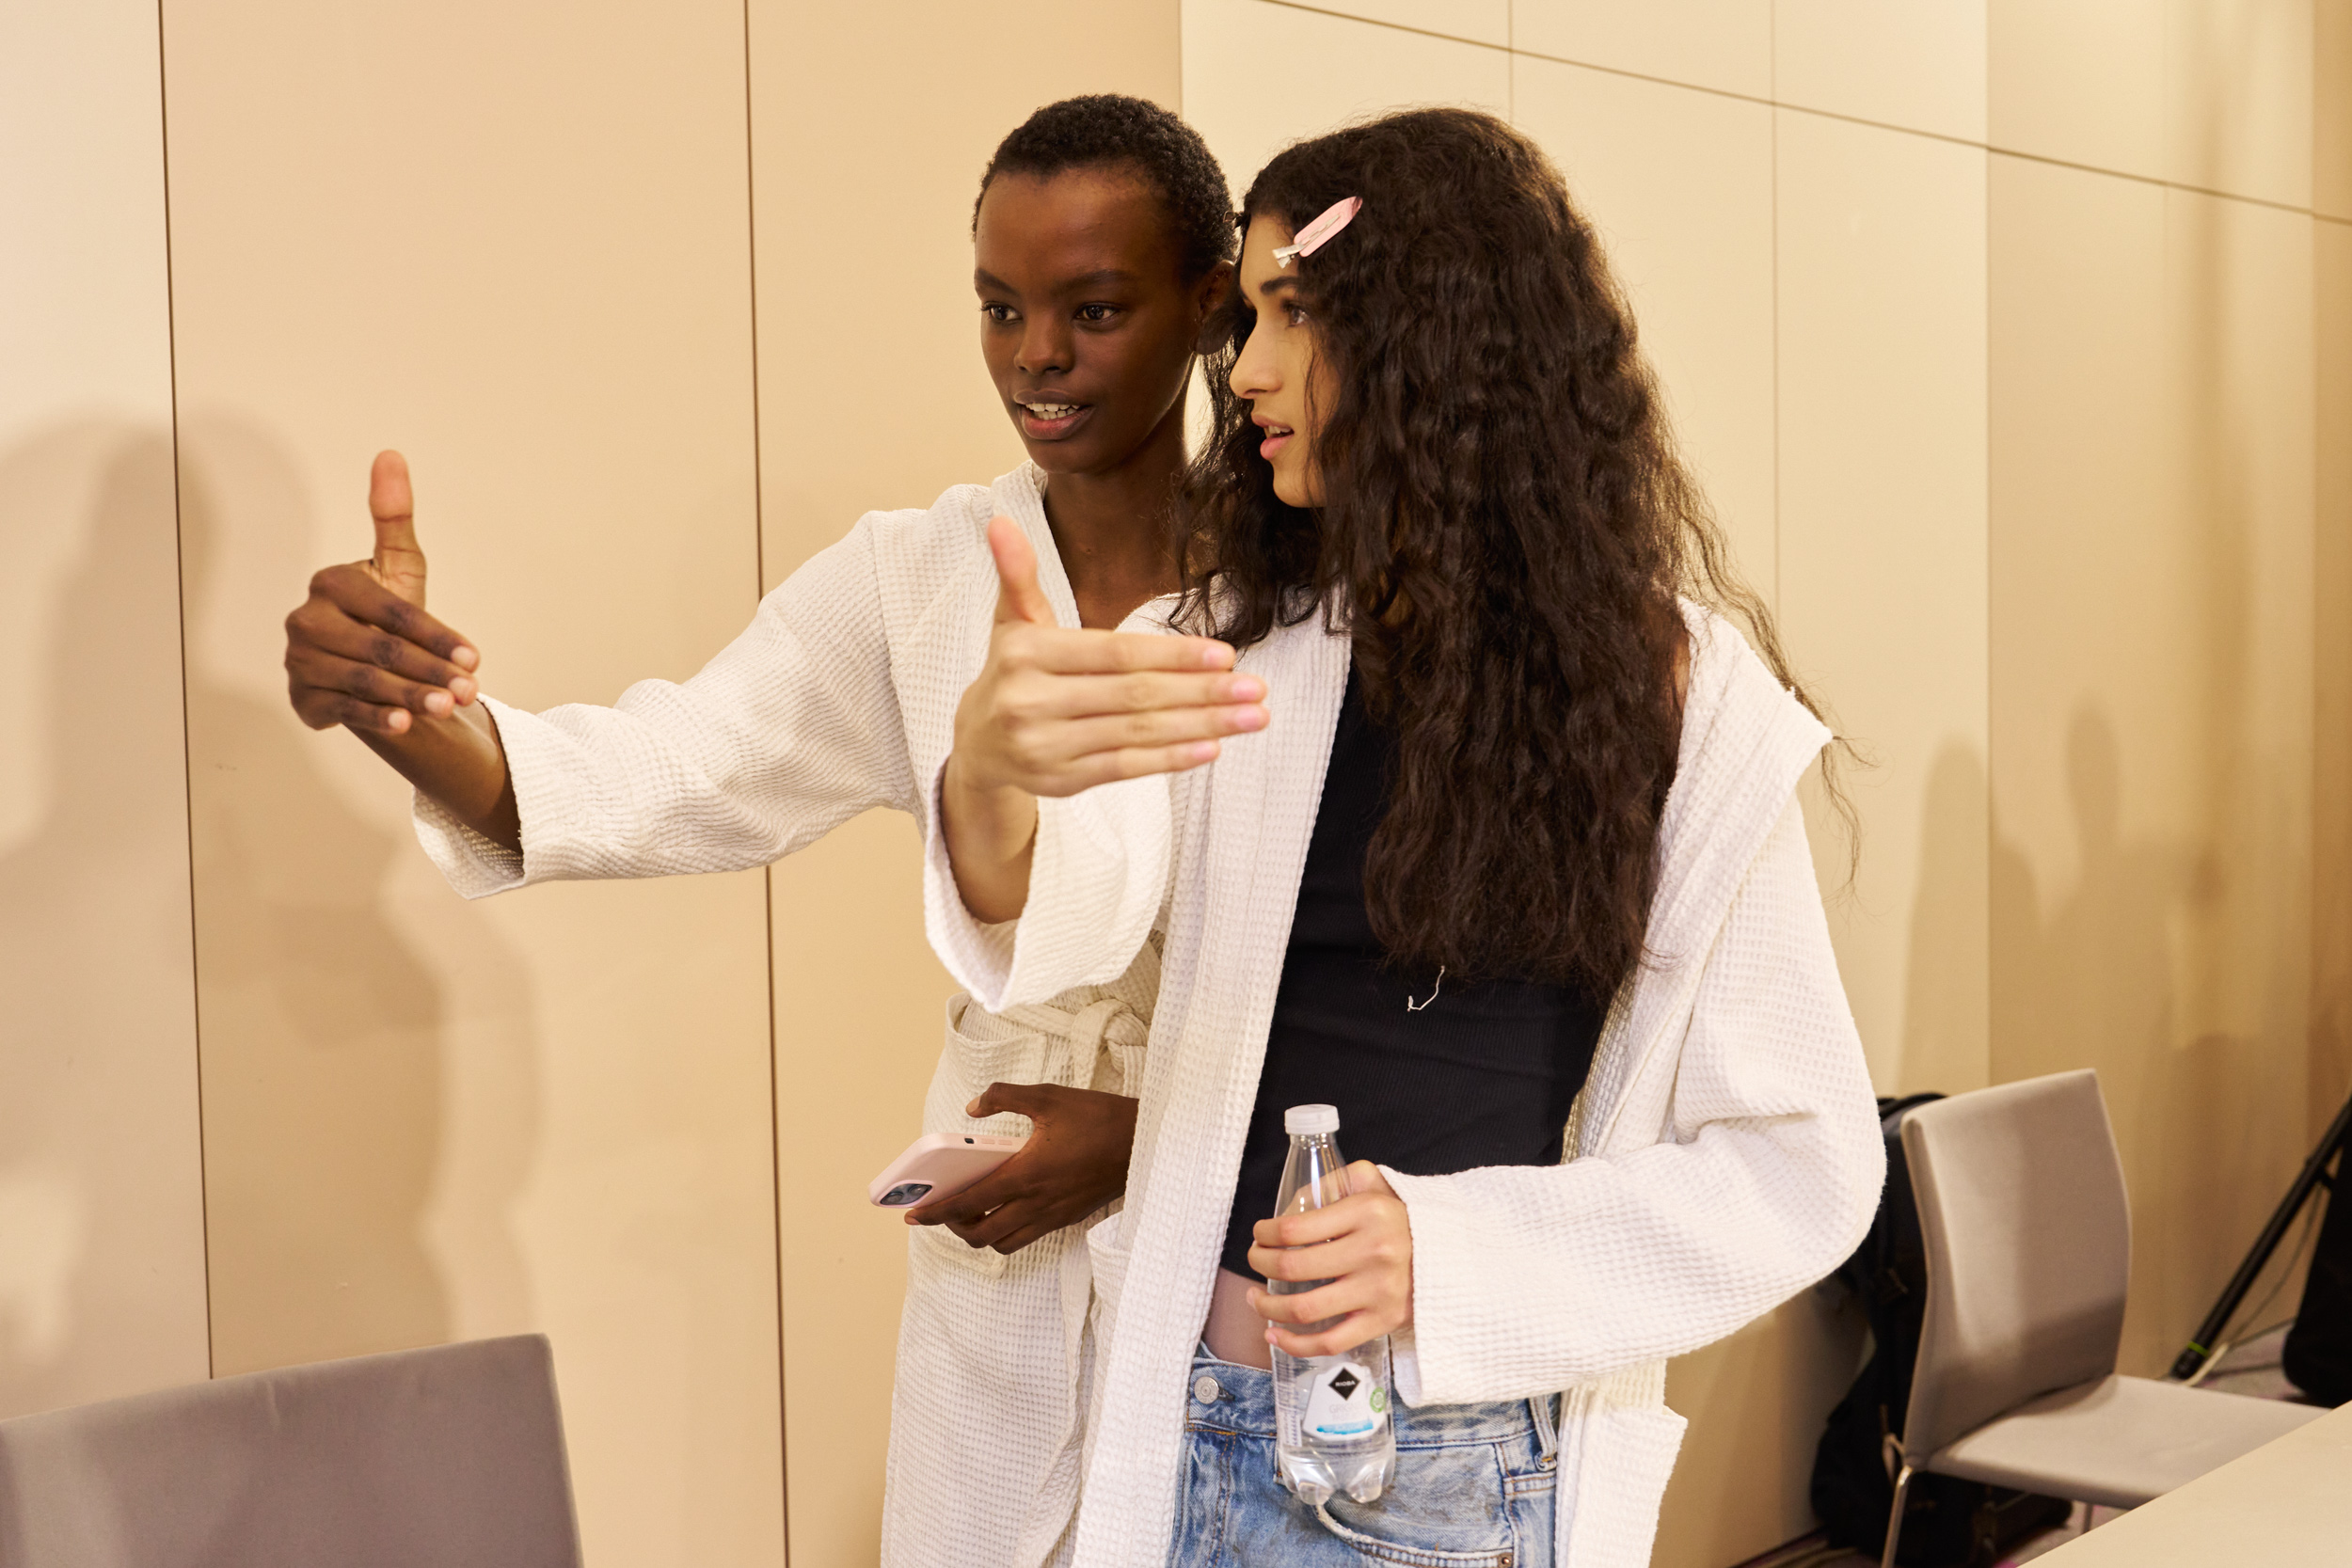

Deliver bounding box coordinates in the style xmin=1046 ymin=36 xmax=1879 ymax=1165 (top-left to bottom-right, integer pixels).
xmin=359 ymin=702 xmax=517 ymax=849
xmin=943 ymin=751 xmax=1040 ymax=862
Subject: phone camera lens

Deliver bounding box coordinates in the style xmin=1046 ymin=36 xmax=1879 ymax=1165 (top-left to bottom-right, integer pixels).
xmin=881 ymin=1182 xmax=933 ymax=1207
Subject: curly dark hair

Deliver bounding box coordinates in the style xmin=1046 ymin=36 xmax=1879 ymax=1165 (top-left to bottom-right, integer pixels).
xmin=976 ymin=95 xmax=1235 ymax=283
xmin=1180 ymin=107 xmax=1833 ymax=996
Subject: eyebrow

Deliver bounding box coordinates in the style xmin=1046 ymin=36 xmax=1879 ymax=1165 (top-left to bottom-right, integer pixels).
xmin=974 ymin=266 xmax=1142 ymax=293
xmin=1254 ymin=273 xmax=1299 ymax=300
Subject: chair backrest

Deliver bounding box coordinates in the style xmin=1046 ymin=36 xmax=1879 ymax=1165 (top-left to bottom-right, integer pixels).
xmin=0 ymin=1334 xmax=580 ymax=1568
xmin=1899 ymin=1069 xmax=2130 ymax=1461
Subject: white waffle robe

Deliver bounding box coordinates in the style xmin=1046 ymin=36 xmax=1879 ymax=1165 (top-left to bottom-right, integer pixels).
xmin=412 ymin=465 xmax=1156 ymax=1567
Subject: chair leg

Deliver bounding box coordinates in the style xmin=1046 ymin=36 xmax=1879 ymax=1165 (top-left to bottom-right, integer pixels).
xmin=1879 ymin=1464 xmax=1915 ymax=1568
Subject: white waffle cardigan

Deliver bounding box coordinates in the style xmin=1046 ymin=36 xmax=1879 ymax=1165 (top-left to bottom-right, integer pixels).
xmin=412 ymin=465 xmax=1161 ymax=1568
xmin=924 ymin=596 xmax=1887 ymax=1568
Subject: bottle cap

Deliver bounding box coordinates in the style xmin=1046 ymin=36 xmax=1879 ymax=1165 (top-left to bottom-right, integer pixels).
xmin=1284 ymin=1103 xmax=1340 ymax=1136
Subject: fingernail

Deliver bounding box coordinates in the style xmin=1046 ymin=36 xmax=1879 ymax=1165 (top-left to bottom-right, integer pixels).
xmin=1232 ymin=705 xmax=1267 ymax=732
xmin=1228 ymin=676 xmax=1264 ymax=701
xmin=1201 ymin=643 xmax=1234 ymax=669
xmin=452 ymin=645 xmax=480 ymax=672
xmin=386 ymin=710 xmax=409 ymax=733
xmin=424 ymin=691 xmax=453 ymax=717
xmin=1189 ymin=741 xmax=1219 ymax=763
xmin=449 ymin=675 xmax=478 ymax=702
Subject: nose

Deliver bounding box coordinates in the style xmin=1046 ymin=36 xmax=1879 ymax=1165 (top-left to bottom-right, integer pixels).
xmin=1016 ymin=312 xmax=1073 ymax=377
xmin=1230 ymin=318 xmax=1278 ymax=401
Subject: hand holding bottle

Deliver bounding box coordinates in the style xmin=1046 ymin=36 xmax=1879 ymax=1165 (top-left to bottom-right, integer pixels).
xmin=1248 ymin=1158 xmax=1415 ymax=1359
xmin=1255 ymin=1106 xmax=1402 ymax=1506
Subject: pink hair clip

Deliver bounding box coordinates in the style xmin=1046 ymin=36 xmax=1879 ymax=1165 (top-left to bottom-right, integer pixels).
xmin=1273 ymin=197 xmax=1362 ymax=267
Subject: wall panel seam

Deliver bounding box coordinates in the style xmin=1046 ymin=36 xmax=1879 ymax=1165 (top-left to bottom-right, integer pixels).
xmin=739 ymin=0 xmax=791 ymax=1555
xmin=152 ymin=0 xmax=214 ymax=1383
xmin=1770 ymin=0 xmax=1779 ymax=616
xmin=1255 ymin=0 xmax=2336 ymax=224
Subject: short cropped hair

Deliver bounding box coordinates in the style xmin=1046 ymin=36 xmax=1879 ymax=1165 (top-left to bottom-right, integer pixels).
xmin=976 ymin=95 xmax=1235 ymax=283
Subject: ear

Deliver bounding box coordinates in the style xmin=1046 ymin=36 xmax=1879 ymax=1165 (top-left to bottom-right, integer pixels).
xmin=1193 ymin=262 xmax=1237 ymax=356
xmin=1195 ymin=261 xmax=1235 ymax=323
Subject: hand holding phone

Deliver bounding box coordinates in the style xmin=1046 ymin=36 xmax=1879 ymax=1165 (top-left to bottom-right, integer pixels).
xmin=868 ymin=1132 xmax=1027 ymax=1209
xmin=898 ymin=1083 xmax=1140 ymax=1257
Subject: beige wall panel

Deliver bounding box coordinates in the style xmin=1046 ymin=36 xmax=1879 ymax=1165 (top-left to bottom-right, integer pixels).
xmin=2161 ymin=1 xmax=2314 ymax=210
xmin=0 ymin=0 xmax=210 ymax=1418
xmin=1183 ymin=0 xmax=1511 ymax=196
xmin=1776 ymin=110 xmax=1991 ymax=1101
xmin=1991 ymin=0 xmax=2315 ymax=210
xmin=1512 ymin=0 xmax=1772 ymax=99
xmin=1989 ymin=0 xmax=2166 ymax=182
xmin=1511 ymin=56 xmax=1777 ymax=602
xmin=746 ymin=4 xmax=1179 ymax=1560
xmin=1653 ymin=1291 xmax=1865 ymax=1568
xmin=1310 ymin=0 xmax=1508 ymax=48
xmin=1989 ymin=154 xmax=2318 ymax=1379
xmin=2322 ymin=2 xmax=2352 ymax=220
xmin=2318 ymin=219 xmax=2352 ymax=1133
xmin=158 ymin=2 xmax=783 ymax=1563
xmin=1776 ymin=0 xmax=1988 ymax=143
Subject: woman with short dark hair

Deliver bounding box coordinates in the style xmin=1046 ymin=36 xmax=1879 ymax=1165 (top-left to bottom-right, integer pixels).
xmin=282 ymin=94 xmax=1264 ymax=1568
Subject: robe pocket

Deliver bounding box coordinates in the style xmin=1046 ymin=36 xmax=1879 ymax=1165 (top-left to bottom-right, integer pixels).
xmin=930 ymin=991 xmax=1069 ymax=1138
xmin=1562 ymin=1402 xmax=1687 ymax=1566
xmin=906 ymin=1206 xmax=1013 ymax=1279
xmin=1083 ymin=1211 xmax=1133 ymax=1328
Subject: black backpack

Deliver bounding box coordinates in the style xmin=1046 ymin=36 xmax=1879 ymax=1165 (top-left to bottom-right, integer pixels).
xmin=1810 ymin=1095 xmax=2072 ymax=1566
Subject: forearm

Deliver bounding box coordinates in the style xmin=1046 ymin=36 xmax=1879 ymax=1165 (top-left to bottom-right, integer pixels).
xmin=1385 ymin=1125 xmax=1867 ymax=1400
xmin=358 ymin=700 xmax=520 ymax=851
xmin=939 ymin=752 xmax=1038 ymax=924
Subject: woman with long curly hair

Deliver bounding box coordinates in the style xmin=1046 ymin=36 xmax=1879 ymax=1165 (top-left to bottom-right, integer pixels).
xmin=936 ymin=107 xmax=1883 ymax=1567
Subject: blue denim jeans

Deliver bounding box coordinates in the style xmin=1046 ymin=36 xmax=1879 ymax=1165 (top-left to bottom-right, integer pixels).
xmin=1168 ymin=1345 xmax=1557 ymax=1567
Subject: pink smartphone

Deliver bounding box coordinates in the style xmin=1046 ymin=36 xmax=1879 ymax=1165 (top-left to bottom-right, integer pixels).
xmin=867 ymin=1131 xmax=1027 ymax=1209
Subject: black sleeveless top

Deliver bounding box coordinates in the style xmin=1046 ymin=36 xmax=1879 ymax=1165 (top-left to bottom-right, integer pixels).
xmin=1217 ymin=668 xmax=1606 ymax=1281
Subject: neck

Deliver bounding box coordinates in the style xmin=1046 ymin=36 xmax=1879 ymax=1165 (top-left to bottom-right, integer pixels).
xmin=1040 ymin=393 xmax=1189 ymax=629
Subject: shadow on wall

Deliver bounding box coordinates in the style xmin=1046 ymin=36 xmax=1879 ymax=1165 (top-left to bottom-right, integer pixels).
xmin=1993 ymin=708 xmax=2306 ymax=1371
xmin=175 ymin=419 xmax=541 ymax=1375
xmin=1899 ymin=741 xmax=1993 ymax=1095
xmin=0 ymin=425 xmax=207 ymax=1415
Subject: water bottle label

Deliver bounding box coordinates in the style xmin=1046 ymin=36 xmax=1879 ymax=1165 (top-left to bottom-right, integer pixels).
xmin=1303 ymin=1360 xmax=1388 ymax=1439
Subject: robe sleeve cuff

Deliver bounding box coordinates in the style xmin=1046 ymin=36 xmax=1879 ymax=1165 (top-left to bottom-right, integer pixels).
xmin=920 ymin=758 xmax=1170 ymax=1011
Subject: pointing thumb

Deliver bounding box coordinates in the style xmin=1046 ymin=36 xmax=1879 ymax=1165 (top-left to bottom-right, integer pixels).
xmin=988 ymin=515 xmax=1055 ymax=628
xmin=369 ymin=449 xmax=428 ymax=605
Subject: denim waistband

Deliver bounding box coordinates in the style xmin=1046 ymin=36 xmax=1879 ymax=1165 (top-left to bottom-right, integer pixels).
xmin=1185 ymin=1344 xmax=1554 ymax=1451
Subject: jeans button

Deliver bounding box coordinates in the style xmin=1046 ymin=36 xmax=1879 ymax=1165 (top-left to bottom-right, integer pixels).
xmin=1193 ymin=1374 xmax=1222 ymax=1404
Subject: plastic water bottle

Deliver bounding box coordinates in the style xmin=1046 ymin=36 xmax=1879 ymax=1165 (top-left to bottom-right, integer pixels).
xmin=1268 ymin=1103 xmax=1397 ymax=1506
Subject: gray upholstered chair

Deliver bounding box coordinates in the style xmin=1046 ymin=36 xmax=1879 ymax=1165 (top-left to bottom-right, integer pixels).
xmin=1881 ymin=1069 xmax=2323 ymax=1566
xmin=0 ymin=1334 xmax=580 ymax=1568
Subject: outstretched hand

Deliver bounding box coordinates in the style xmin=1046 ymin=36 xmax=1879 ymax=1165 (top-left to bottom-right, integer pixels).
xmin=283 ymin=451 xmax=517 ymax=847
xmin=284 ymin=451 xmax=482 ymax=736
xmin=906 ymin=1082 xmax=1140 ymax=1255
xmin=940 ymin=515 xmax=1268 ymax=922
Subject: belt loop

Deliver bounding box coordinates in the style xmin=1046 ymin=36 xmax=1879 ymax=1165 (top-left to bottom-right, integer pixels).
xmin=1530 ymin=1390 xmax=1560 ymax=1464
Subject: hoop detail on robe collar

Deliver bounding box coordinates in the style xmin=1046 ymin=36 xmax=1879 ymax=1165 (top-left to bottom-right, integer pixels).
xmin=1272 ymin=197 xmax=1363 ymax=267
